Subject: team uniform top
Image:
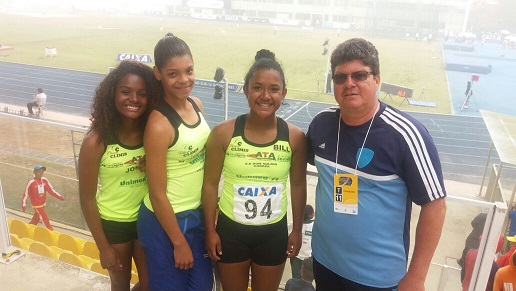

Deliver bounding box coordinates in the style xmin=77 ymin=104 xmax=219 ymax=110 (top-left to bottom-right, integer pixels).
xmin=306 ymin=102 xmax=446 ymax=287
xmin=97 ymin=142 xmax=147 ymax=222
xmin=143 ymin=98 xmax=210 ymax=214
xmin=219 ymin=114 xmax=292 ymax=226
xmin=22 ymin=177 xmax=62 ymax=209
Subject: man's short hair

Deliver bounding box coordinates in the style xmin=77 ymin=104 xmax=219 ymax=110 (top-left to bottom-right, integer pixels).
xmin=330 ymin=38 xmax=380 ymax=77
xmin=37 ymin=88 xmax=43 ymax=93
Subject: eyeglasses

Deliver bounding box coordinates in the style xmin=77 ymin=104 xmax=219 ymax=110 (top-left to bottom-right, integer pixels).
xmin=332 ymin=71 xmax=373 ymax=84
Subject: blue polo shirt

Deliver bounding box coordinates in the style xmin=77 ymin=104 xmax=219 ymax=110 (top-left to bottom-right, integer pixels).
xmin=306 ymin=102 xmax=446 ymax=287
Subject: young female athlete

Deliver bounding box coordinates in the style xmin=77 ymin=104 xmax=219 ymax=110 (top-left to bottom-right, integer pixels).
xmin=79 ymin=59 xmax=159 ymax=291
xmin=202 ymin=49 xmax=307 ymax=291
xmin=136 ymin=33 xmax=213 ymax=290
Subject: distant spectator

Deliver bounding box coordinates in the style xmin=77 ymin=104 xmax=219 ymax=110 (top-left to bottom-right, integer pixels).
xmin=21 ymin=165 xmax=64 ymax=230
xmin=463 ymin=81 xmax=472 ymax=109
xmin=458 ymin=212 xmax=487 ymax=280
xmin=27 ymin=88 xmax=47 ymax=116
xmin=461 ymin=235 xmax=503 ymax=291
xmin=285 ymin=257 xmax=315 ymax=291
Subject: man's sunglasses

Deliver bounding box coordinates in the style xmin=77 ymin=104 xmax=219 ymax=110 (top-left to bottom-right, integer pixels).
xmin=332 ymin=71 xmax=373 ymax=84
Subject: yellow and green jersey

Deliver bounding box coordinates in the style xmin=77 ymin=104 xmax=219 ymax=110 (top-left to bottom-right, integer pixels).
xmin=219 ymin=114 xmax=292 ymax=226
xmin=143 ymin=98 xmax=210 ymax=214
xmin=97 ymin=143 xmax=147 ymax=222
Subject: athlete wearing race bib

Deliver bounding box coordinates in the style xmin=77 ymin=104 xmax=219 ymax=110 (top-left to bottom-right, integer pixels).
xmin=218 ymin=114 xmax=291 ymax=226
xmin=202 ymin=49 xmax=307 ymax=291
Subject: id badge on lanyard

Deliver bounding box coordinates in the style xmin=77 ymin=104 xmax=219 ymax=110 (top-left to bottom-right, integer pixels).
xmin=37 ymin=184 xmax=45 ymax=196
xmin=333 ymin=173 xmax=358 ymax=215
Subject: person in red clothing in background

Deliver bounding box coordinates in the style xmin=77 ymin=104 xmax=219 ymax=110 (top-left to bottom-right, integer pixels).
xmin=461 ymin=235 xmax=503 ymax=291
xmin=497 ymin=235 xmax=516 ymax=268
xmin=21 ymin=165 xmax=64 ymax=230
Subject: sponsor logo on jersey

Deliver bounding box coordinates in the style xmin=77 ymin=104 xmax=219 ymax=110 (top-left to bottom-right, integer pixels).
xmin=230 ymin=147 xmax=249 ymax=152
xmin=237 ymin=186 xmax=278 ymax=197
xmin=110 ymin=152 xmax=127 ymax=158
xmin=120 ymin=177 xmax=146 ymax=186
xmin=273 ymin=144 xmax=290 ymax=152
xmin=247 ymin=152 xmax=276 ymax=160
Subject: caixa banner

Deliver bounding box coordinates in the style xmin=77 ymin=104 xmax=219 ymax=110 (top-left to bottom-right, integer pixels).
xmin=195 ymin=78 xmax=243 ymax=93
xmin=117 ymin=53 xmax=152 ymax=63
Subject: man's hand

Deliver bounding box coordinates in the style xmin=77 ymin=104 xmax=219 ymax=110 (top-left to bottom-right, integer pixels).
xmin=22 ymin=205 xmax=26 ymax=212
xmin=398 ymin=273 xmax=425 ymax=291
xmin=58 ymin=196 xmax=64 ymax=201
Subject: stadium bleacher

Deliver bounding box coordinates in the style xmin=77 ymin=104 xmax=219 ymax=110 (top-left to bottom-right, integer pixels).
xmin=7 ymin=218 xmax=138 ymax=283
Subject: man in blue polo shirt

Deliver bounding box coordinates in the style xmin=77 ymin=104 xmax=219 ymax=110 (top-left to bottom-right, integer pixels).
xmin=306 ymin=38 xmax=447 ymax=290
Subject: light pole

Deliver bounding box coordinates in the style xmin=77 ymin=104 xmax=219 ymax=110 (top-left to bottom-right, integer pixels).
xmin=223 ymin=78 xmax=228 ymax=121
xmin=214 ymin=67 xmax=229 ymax=121
xmin=462 ymin=0 xmax=474 ymax=33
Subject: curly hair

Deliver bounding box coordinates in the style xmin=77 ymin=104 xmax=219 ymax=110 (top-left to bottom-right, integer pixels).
xmin=243 ymin=49 xmax=286 ymax=91
xmin=330 ymin=38 xmax=380 ymax=77
xmin=89 ymin=60 xmax=159 ymax=144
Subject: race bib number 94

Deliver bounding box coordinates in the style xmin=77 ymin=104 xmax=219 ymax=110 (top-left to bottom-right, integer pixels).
xmin=233 ymin=183 xmax=283 ymax=225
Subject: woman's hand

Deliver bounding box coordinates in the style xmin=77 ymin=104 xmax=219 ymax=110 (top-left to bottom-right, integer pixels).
xmin=99 ymin=246 xmax=123 ymax=272
xmin=205 ymin=230 xmax=222 ymax=261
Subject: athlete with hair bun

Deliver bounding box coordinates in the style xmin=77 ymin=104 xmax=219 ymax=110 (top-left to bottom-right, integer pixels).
xmin=202 ymin=49 xmax=307 ymax=291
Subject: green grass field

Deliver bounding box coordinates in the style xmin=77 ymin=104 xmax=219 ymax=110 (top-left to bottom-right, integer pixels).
xmin=0 ymin=12 xmax=451 ymax=113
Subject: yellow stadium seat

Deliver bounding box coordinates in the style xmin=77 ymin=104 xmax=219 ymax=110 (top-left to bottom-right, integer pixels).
xmin=7 ymin=217 xmax=13 ymax=229
xmin=9 ymin=219 xmax=36 ymax=239
xmin=57 ymin=233 xmax=86 ymax=255
xmin=20 ymin=237 xmax=36 ymax=250
xmin=10 ymin=234 xmax=30 ymax=250
xmin=82 ymin=241 xmax=100 ymax=260
xmin=89 ymin=260 xmax=109 ymax=276
xmin=33 ymin=226 xmax=59 ymax=246
xmin=29 ymin=241 xmax=66 ymax=259
xmin=58 ymin=252 xmax=93 ymax=269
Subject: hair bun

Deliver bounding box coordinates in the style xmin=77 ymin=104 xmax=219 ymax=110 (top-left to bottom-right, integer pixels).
xmin=255 ymin=49 xmax=275 ymax=61
xmin=165 ymin=32 xmax=175 ymax=38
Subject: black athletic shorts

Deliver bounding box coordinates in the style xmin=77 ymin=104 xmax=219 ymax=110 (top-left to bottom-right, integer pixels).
xmin=101 ymin=219 xmax=138 ymax=244
xmin=216 ymin=211 xmax=288 ymax=266
xmin=313 ymin=257 xmax=398 ymax=291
